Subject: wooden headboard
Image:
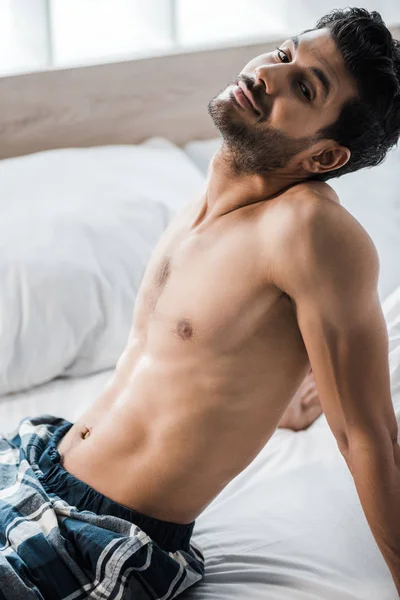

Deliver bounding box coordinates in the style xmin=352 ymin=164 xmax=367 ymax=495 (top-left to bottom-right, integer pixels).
xmin=0 ymin=25 xmax=399 ymax=160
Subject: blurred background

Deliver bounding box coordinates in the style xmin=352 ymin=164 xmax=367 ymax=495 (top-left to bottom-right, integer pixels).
xmin=1 ymin=0 xmax=400 ymax=77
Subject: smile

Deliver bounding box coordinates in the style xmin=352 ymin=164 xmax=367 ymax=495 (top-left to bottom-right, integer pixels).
xmin=232 ymin=84 xmax=260 ymax=117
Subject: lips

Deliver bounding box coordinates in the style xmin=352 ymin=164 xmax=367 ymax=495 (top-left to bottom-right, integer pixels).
xmin=232 ymin=81 xmax=262 ymax=117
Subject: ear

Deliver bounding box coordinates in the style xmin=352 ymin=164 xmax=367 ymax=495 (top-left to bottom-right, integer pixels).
xmin=301 ymin=144 xmax=351 ymax=175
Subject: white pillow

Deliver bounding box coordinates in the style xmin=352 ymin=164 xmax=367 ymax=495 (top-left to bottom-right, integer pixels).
xmin=184 ymin=137 xmax=222 ymax=176
xmin=0 ymin=138 xmax=205 ymax=394
xmin=183 ymin=137 xmax=400 ymax=303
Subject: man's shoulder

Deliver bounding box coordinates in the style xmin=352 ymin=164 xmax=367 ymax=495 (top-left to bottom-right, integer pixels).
xmin=290 ymin=179 xmax=341 ymax=205
xmin=260 ymin=179 xmax=345 ymax=247
xmin=278 ymin=179 xmax=369 ymax=242
xmin=265 ymin=180 xmax=379 ymax=297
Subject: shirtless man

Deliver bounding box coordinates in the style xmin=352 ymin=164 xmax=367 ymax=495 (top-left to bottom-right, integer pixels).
xmin=51 ymin=6 xmax=400 ymax=596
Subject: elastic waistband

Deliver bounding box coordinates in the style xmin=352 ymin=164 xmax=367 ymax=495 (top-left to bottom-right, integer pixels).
xmin=38 ymin=420 xmax=195 ymax=553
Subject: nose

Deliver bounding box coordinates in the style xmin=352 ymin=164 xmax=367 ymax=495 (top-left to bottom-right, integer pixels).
xmin=254 ymin=63 xmax=285 ymax=97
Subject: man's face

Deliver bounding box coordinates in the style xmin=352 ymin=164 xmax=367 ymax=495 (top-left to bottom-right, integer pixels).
xmin=208 ymin=28 xmax=357 ymax=176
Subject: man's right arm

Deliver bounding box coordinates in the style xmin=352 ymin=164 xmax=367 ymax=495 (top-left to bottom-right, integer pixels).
xmin=271 ymin=194 xmax=400 ymax=593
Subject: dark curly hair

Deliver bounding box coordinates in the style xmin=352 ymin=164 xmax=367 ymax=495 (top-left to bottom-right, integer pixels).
xmin=306 ymin=7 xmax=400 ymax=181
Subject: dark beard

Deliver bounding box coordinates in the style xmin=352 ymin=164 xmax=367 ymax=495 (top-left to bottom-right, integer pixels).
xmin=207 ymin=81 xmax=316 ymax=177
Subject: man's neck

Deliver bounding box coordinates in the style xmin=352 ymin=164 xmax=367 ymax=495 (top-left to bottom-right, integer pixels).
xmin=201 ymin=145 xmax=305 ymax=224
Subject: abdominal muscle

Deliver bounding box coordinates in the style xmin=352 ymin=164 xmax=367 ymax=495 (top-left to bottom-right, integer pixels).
xmin=58 ymin=313 xmax=309 ymax=525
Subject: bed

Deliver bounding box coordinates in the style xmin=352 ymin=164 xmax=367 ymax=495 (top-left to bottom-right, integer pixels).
xmin=1 ymin=26 xmax=400 ymax=599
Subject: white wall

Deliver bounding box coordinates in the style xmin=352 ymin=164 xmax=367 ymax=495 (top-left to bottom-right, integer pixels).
xmin=0 ymin=0 xmax=399 ymax=76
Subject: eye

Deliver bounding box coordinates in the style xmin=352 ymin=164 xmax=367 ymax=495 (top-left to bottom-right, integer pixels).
xmin=299 ymin=82 xmax=312 ymax=101
xmin=276 ymin=47 xmax=312 ymax=102
xmin=276 ymin=47 xmax=289 ymax=63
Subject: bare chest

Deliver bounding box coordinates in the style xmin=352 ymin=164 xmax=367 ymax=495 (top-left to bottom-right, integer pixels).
xmin=132 ymin=199 xmax=290 ymax=352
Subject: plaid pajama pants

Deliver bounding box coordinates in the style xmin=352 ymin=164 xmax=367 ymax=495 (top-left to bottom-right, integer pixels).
xmin=0 ymin=415 xmax=205 ymax=599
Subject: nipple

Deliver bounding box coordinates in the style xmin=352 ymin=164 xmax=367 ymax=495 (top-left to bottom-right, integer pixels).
xmin=80 ymin=425 xmax=91 ymax=440
xmin=175 ymin=318 xmax=193 ymax=340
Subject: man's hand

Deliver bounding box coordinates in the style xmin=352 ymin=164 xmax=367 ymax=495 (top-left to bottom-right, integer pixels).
xmin=278 ymin=368 xmax=323 ymax=431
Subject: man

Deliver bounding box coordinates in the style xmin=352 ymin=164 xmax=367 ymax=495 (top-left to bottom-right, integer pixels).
xmin=2 ymin=7 xmax=400 ymax=599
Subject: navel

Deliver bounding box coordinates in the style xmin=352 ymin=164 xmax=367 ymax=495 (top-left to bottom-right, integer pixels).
xmin=80 ymin=425 xmax=92 ymax=440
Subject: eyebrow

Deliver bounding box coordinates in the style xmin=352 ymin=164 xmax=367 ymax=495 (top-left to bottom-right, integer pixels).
xmin=290 ymin=35 xmax=331 ymax=101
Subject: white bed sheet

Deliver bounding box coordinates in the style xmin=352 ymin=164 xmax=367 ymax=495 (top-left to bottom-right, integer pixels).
xmin=0 ymin=368 xmax=114 ymax=437
xmin=0 ymin=369 xmax=397 ymax=599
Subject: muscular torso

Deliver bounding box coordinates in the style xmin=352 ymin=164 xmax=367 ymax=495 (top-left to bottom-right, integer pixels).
xmin=58 ymin=183 xmax=332 ymax=524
